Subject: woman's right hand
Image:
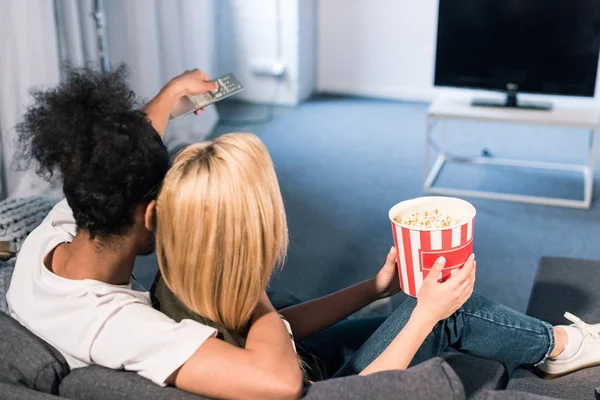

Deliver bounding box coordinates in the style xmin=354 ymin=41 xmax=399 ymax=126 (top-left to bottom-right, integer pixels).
xmin=359 ymin=254 xmax=476 ymax=376
xmin=414 ymin=254 xmax=476 ymax=324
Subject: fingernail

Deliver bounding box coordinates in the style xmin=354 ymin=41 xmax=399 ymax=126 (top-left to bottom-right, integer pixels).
xmin=390 ymin=246 xmax=394 ymax=252
xmin=439 ymin=256 xmax=446 ymax=264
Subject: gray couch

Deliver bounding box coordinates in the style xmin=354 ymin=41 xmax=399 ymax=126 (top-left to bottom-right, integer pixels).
xmin=0 ymin=198 xmax=596 ymax=399
xmin=507 ymin=257 xmax=600 ymax=400
xmin=0 ymin=278 xmax=466 ymax=400
xmin=0 ymin=264 xmax=555 ymax=400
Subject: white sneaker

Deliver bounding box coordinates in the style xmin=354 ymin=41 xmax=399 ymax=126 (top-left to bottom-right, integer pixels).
xmin=537 ymin=312 xmax=600 ymax=377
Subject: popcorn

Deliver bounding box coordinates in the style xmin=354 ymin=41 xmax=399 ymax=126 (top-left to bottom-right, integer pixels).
xmin=394 ymin=208 xmax=465 ymax=229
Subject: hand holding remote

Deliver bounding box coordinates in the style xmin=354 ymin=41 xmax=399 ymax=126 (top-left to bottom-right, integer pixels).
xmin=169 ymin=73 xmax=244 ymax=121
xmin=170 ymin=69 xmax=218 ymax=98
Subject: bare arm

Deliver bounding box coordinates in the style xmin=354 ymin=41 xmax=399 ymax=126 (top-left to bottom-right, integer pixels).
xmin=361 ymin=255 xmax=476 ymax=375
xmin=359 ymin=310 xmax=436 ymax=374
xmin=142 ymin=69 xmax=218 ymax=138
xmin=142 ymin=82 xmax=184 ymax=138
xmin=167 ymin=293 xmax=303 ymax=400
xmin=279 ymin=248 xmax=400 ymax=341
xmin=279 ymin=279 xmax=380 ymax=341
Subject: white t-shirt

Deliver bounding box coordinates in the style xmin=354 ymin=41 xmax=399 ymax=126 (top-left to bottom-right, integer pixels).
xmin=6 ymin=199 xmax=217 ymax=386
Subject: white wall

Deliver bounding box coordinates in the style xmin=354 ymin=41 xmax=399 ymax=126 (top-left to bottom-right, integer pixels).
xmin=0 ymin=0 xmax=61 ymax=199
xmin=216 ymin=0 xmax=316 ymax=105
xmin=318 ymin=0 xmax=437 ymax=102
xmin=317 ymin=0 xmax=600 ymax=107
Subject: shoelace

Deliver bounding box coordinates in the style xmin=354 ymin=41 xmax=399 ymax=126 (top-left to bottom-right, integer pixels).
xmin=564 ymin=312 xmax=600 ymax=339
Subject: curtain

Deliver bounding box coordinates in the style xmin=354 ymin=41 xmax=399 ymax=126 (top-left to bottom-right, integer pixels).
xmin=0 ymin=0 xmax=219 ymax=199
xmin=0 ymin=0 xmax=62 ymax=199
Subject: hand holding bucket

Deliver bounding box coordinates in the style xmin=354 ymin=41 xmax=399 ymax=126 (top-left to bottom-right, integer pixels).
xmin=389 ymin=197 xmax=476 ymax=297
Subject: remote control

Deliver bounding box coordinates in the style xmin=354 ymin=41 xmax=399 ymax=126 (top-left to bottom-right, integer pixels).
xmin=169 ymin=73 xmax=244 ymax=121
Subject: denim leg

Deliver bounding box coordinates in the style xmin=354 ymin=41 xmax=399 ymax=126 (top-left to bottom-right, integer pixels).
xmin=450 ymin=292 xmax=554 ymax=372
xmin=333 ymin=293 xmax=554 ymax=377
xmin=299 ymin=316 xmax=386 ymax=379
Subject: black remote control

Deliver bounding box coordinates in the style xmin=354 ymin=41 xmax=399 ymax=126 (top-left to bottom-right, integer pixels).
xmin=169 ymin=73 xmax=244 ymax=121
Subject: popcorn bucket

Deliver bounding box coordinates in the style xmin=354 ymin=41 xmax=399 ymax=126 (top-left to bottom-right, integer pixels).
xmin=389 ymin=197 xmax=476 ymax=297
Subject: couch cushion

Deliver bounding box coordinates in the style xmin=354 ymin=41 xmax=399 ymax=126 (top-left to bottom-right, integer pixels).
xmin=527 ymin=257 xmax=600 ymax=325
xmin=62 ymin=358 xmax=465 ymax=400
xmin=472 ymin=389 xmax=558 ymax=399
xmin=59 ymin=365 xmax=210 ymax=400
xmin=304 ymin=357 xmax=465 ymax=400
xmin=0 ymin=312 xmax=69 ymax=394
xmin=442 ymin=352 xmax=508 ymax=398
xmin=507 ymin=366 xmax=600 ymax=400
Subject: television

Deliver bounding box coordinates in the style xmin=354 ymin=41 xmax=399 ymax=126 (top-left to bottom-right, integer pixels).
xmin=434 ymin=0 xmax=600 ymax=110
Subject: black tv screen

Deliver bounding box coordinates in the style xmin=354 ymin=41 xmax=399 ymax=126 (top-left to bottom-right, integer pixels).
xmin=434 ymin=0 xmax=600 ymax=97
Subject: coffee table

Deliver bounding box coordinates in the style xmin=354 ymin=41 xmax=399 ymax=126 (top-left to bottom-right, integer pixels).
xmin=424 ymin=96 xmax=600 ymax=209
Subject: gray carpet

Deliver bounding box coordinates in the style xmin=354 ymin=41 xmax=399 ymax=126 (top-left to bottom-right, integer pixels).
xmin=135 ymin=95 xmax=600 ymax=314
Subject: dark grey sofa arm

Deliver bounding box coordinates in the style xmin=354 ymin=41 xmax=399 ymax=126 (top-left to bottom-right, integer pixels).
xmin=527 ymin=256 xmax=600 ymax=324
xmin=0 ymin=382 xmax=63 ymax=400
xmin=506 ymin=256 xmax=600 ymax=400
xmin=59 ymin=357 xmax=465 ymax=400
xmin=59 ymin=366 xmax=210 ymax=400
xmin=304 ymin=357 xmax=465 ymax=399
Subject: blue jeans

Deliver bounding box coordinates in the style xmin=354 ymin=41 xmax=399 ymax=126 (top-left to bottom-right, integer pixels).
xmin=300 ymin=293 xmax=554 ymax=379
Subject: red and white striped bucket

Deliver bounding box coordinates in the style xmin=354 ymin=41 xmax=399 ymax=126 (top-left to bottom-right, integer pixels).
xmin=389 ymin=197 xmax=476 ymax=297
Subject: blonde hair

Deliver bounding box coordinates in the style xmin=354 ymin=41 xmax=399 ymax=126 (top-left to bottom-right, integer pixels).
xmin=155 ymin=133 xmax=288 ymax=333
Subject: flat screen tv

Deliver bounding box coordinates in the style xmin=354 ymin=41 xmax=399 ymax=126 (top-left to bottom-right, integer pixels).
xmin=434 ymin=0 xmax=600 ymax=110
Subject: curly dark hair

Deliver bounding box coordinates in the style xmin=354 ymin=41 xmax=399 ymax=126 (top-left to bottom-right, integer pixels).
xmin=16 ymin=65 xmax=169 ymax=239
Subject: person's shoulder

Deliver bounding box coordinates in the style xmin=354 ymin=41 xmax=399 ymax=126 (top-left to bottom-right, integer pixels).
xmin=86 ymin=280 xmax=152 ymax=304
xmin=43 ymin=199 xmax=76 ymax=229
xmin=18 ymin=198 xmax=76 ymax=254
xmin=20 ymin=198 xmax=74 ymax=239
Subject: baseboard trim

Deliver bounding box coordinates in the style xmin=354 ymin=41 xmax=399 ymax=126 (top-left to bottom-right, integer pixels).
xmin=316 ymin=82 xmax=600 ymax=108
xmin=317 ymin=82 xmax=435 ymax=102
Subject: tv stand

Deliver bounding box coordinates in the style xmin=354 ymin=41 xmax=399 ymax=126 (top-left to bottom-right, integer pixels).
xmin=424 ymin=96 xmax=600 ymax=208
xmin=472 ymin=91 xmax=553 ymax=111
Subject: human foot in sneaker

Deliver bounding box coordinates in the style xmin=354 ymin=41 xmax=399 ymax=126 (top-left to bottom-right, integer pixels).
xmin=537 ymin=312 xmax=600 ymax=377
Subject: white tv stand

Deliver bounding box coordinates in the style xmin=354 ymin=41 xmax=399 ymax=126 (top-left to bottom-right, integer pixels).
xmin=424 ymin=96 xmax=600 ymax=209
